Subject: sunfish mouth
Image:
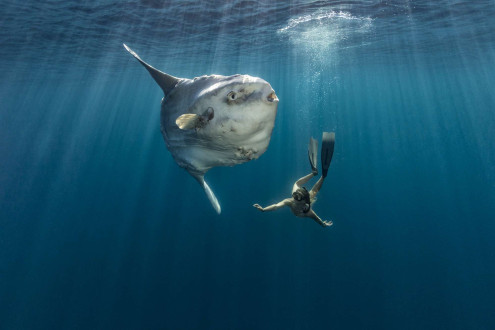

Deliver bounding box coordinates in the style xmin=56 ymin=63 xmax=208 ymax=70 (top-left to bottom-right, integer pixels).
xmin=267 ymin=91 xmax=278 ymax=102
xmin=266 ymin=90 xmax=278 ymax=103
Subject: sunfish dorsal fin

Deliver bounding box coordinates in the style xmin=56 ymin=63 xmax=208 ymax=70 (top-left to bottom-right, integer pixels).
xmin=123 ymin=43 xmax=180 ymax=96
xmin=193 ymin=174 xmax=221 ymax=214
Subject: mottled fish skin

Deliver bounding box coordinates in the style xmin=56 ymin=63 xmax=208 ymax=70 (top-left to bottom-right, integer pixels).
xmin=124 ymin=44 xmax=279 ymax=213
xmin=162 ymin=74 xmax=278 ymax=173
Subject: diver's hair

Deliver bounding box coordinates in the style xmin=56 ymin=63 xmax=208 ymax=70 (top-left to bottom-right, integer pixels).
xmin=294 ymin=187 xmax=311 ymax=204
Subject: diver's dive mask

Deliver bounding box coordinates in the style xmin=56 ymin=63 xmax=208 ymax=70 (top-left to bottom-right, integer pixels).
xmin=292 ymin=187 xmax=310 ymax=203
xmin=293 ymin=191 xmax=303 ymax=201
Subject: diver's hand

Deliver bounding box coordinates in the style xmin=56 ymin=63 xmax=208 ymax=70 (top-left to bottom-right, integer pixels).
xmin=322 ymin=220 xmax=333 ymax=227
xmin=253 ymin=204 xmax=264 ymax=212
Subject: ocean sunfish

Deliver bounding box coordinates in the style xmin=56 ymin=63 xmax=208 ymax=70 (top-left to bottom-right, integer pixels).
xmin=123 ymin=44 xmax=279 ymax=214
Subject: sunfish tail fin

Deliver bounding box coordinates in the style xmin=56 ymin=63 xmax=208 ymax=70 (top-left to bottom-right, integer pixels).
xmin=123 ymin=43 xmax=180 ymax=96
xmin=321 ymin=132 xmax=335 ymax=178
xmin=193 ymin=174 xmax=221 ymax=214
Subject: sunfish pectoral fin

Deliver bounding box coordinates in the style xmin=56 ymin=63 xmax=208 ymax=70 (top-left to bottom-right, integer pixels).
xmin=192 ymin=174 xmax=221 ymax=214
xmin=123 ymin=43 xmax=181 ymax=96
xmin=176 ymin=114 xmax=200 ymax=130
xmin=176 ymin=108 xmax=214 ymax=130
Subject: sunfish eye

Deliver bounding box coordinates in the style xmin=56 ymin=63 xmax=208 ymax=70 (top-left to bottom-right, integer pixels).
xmin=227 ymin=91 xmax=237 ymax=101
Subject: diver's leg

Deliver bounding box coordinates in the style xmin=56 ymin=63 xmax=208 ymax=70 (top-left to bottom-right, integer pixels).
xmin=307 ymin=210 xmax=332 ymax=227
xmin=309 ymin=176 xmax=325 ymax=199
xmin=292 ymin=172 xmax=316 ymax=193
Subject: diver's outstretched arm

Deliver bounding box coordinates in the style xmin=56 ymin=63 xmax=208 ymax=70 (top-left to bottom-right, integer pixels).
xmin=307 ymin=209 xmax=333 ymax=227
xmin=253 ymin=198 xmax=291 ymax=212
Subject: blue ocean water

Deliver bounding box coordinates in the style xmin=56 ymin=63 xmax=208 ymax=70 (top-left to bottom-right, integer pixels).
xmin=1 ymin=0 xmax=495 ymax=329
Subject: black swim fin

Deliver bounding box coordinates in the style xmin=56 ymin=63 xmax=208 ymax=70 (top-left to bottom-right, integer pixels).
xmin=308 ymin=137 xmax=318 ymax=175
xmin=321 ymin=132 xmax=335 ymax=178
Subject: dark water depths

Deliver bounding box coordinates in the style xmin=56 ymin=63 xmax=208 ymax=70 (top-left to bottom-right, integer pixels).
xmin=1 ymin=1 xmax=495 ymax=329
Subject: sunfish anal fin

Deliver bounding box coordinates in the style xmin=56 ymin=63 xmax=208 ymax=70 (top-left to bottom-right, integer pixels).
xmin=193 ymin=174 xmax=221 ymax=214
